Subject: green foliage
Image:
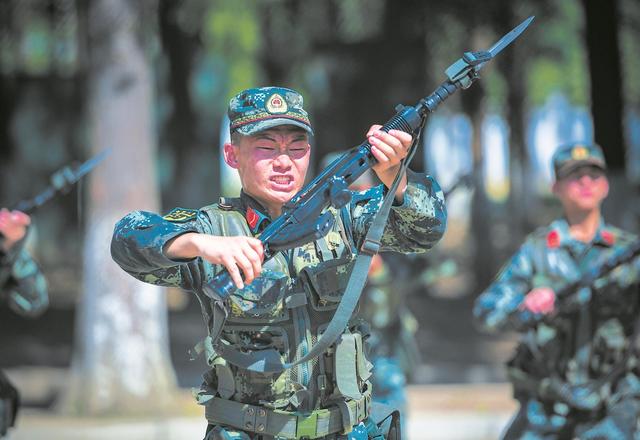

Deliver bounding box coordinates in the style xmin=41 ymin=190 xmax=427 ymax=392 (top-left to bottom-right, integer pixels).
xmin=335 ymin=0 xmax=385 ymax=42
xmin=201 ymin=0 xmax=261 ymax=104
xmin=620 ymin=0 xmax=640 ymax=107
xmin=483 ymin=67 xmax=507 ymax=113
xmin=527 ymin=58 xmax=564 ymax=107
xmin=525 ymin=0 xmax=588 ymax=106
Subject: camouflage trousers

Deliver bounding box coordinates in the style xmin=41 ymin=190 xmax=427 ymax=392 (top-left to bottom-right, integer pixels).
xmin=203 ymin=418 xmax=394 ymax=440
xmin=502 ymin=395 xmax=640 ymax=440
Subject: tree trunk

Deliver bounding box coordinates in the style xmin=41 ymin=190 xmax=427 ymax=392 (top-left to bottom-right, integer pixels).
xmin=583 ymin=0 xmax=630 ymax=227
xmin=582 ymin=0 xmax=625 ymax=170
xmin=62 ymin=0 xmax=177 ymax=415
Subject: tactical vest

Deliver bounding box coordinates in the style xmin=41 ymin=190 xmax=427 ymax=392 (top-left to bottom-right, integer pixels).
xmin=195 ymin=198 xmax=373 ymax=415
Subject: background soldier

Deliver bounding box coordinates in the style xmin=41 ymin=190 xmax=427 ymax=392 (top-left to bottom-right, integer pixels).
xmin=111 ymin=86 xmax=447 ymax=439
xmin=474 ymin=143 xmax=640 ymax=439
xmin=0 ymin=208 xmax=48 ymax=437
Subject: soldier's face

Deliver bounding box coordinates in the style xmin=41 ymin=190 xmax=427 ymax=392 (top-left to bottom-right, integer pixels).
xmin=553 ymin=165 xmax=609 ymax=213
xmin=224 ymin=126 xmax=310 ymax=216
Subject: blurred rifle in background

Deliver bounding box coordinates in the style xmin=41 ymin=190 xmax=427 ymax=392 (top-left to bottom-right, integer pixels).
xmin=10 ymin=149 xmax=110 ymax=214
xmin=542 ymin=239 xmax=640 ymax=319
xmin=1 ymin=150 xmax=109 ymax=244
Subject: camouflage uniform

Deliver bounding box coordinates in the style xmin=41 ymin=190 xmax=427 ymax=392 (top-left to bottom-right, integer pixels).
xmin=111 ymin=86 xmax=446 ymax=439
xmin=0 ymin=233 xmax=48 ymax=437
xmin=475 ymin=219 xmax=640 ymax=438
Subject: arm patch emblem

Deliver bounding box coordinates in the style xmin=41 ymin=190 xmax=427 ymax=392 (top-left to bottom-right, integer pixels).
xmin=163 ymin=208 xmax=198 ymax=223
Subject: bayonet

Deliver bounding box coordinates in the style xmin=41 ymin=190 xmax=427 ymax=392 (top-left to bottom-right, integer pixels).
xmin=11 ymin=149 xmax=110 ymax=214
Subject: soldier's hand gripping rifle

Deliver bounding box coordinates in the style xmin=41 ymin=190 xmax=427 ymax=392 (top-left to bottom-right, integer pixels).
xmin=203 ymin=17 xmax=534 ymax=373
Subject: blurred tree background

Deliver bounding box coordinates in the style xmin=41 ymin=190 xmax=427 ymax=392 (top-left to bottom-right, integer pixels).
xmin=1 ymin=0 xmax=639 ymax=412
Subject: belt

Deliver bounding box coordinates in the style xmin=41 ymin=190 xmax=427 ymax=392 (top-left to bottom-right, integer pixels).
xmin=205 ymin=389 xmax=371 ymax=439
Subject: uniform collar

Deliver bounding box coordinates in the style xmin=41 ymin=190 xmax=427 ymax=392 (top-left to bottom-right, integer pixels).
xmin=546 ymin=218 xmax=616 ymax=249
xmin=239 ymin=191 xmax=271 ymax=234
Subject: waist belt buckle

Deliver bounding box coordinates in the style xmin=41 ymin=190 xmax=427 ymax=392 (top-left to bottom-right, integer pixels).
xmin=296 ymin=411 xmax=318 ymax=438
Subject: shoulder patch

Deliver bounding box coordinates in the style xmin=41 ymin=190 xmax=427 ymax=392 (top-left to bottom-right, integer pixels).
xmin=163 ymin=207 xmax=198 ymax=223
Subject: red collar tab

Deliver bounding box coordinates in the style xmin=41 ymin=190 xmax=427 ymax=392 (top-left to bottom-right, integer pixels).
xmin=246 ymin=207 xmax=260 ymax=231
xmin=601 ymin=229 xmax=616 ymax=246
xmin=245 ymin=206 xmax=268 ymax=234
xmin=547 ymin=230 xmax=561 ymax=249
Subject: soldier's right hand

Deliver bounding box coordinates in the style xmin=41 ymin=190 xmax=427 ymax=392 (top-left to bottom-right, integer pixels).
xmin=165 ymin=233 xmax=264 ymax=289
xmin=521 ymin=287 xmax=556 ymax=314
xmin=0 ymin=208 xmax=31 ymax=252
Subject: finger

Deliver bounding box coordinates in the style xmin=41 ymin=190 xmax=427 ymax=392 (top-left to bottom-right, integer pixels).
xmin=388 ymin=129 xmax=413 ymax=147
xmin=369 ymin=134 xmax=396 ymax=157
xmin=366 ymin=124 xmax=383 ymax=137
xmin=370 ymin=145 xmax=390 ymax=165
xmin=243 ymin=246 xmax=263 ymax=280
xmin=11 ymin=211 xmax=30 ymax=225
xmin=246 ymin=238 xmax=265 ymax=261
xmin=234 ymin=253 xmax=255 ymax=286
xmin=222 ymin=256 xmax=245 ymax=290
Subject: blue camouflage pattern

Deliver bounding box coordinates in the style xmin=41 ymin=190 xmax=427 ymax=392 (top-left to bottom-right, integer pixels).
xmin=0 ymin=236 xmax=48 ymax=317
xmin=111 ymin=170 xmax=446 ymax=438
xmin=474 ymin=218 xmax=640 ymax=439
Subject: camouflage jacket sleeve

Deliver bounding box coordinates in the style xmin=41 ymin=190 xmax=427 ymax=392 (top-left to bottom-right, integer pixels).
xmin=348 ymin=170 xmax=446 ymax=254
xmin=0 ymin=236 xmax=48 ymax=318
xmin=110 ymin=210 xmax=216 ymax=291
xmin=473 ymin=238 xmax=540 ymax=333
xmin=594 ymin=229 xmax=640 ymax=292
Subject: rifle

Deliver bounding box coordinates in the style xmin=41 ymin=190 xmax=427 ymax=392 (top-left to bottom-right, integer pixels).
xmin=1 ymin=150 xmax=109 ymax=246
xmin=9 ymin=149 xmax=110 ymax=214
xmin=543 ymin=239 xmax=640 ymax=320
xmin=204 ymin=17 xmax=535 ymax=372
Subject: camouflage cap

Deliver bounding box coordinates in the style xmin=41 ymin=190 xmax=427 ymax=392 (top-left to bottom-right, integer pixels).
xmin=228 ymin=86 xmax=313 ymax=136
xmin=552 ymin=142 xmax=607 ymax=180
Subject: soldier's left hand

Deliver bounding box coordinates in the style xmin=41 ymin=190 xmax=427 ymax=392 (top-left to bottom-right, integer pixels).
xmin=521 ymin=287 xmax=556 ymax=314
xmin=367 ymin=125 xmax=412 ymax=194
xmin=368 ymin=125 xmax=412 ymax=174
xmin=0 ymin=209 xmax=31 ymax=252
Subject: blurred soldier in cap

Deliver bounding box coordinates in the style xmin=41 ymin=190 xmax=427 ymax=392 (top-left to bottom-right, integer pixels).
xmin=0 ymin=208 xmax=48 ymax=437
xmin=474 ymin=142 xmax=640 ymax=439
xmin=111 ymin=86 xmax=447 ymax=439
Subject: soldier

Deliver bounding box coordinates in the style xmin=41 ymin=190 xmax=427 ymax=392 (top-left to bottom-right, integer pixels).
xmin=0 ymin=208 xmax=48 ymax=437
xmin=474 ymin=142 xmax=640 ymax=439
xmin=111 ymin=86 xmax=447 ymax=439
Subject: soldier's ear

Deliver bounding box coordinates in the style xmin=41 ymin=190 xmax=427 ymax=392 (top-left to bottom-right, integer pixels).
xmin=223 ymin=143 xmax=239 ymax=169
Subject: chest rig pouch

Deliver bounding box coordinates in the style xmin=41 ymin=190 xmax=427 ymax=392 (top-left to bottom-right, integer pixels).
xmin=201 ymin=201 xmax=291 ymax=323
